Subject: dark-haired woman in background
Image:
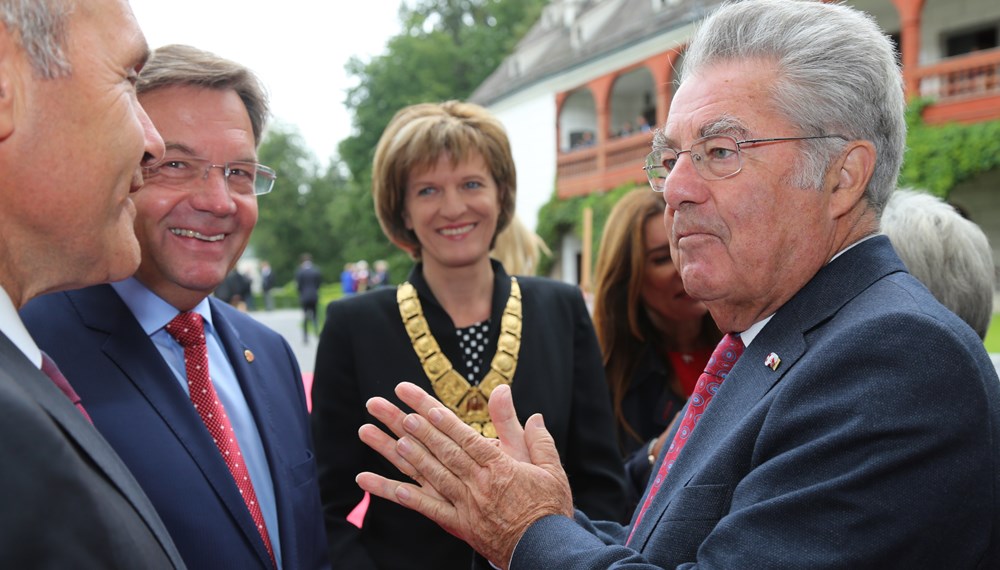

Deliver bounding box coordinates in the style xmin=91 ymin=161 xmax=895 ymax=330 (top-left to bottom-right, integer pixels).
xmin=592 ymin=188 xmax=721 ymax=513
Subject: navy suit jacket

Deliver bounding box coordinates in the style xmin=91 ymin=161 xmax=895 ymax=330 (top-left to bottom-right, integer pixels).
xmin=22 ymin=285 xmax=329 ymax=570
xmin=512 ymin=236 xmax=1000 ymax=568
xmin=0 ymin=332 xmax=185 ymax=568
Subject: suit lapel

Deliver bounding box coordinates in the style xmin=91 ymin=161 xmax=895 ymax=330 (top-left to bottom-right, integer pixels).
xmin=0 ymin=330 xmax=183 ymax=566
xmin=631 ymin=236 xmax=909 ymax=548
xmin=70 ymin=287 xmax=272 ymax=567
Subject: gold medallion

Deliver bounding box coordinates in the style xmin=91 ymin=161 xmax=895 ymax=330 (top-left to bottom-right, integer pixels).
xmin=397 ymin=278 xmax=522 ymax=437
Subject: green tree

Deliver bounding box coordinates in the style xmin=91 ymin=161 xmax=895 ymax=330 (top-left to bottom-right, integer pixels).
xmin=899 ymin=99 xmax=1000 ymax=197
xmin=252 ymin=124 xmax=340 ymax=285
xmin=338 ymin=31 xmax=459 ymax=190
xmin=341 ymin=0 xmax=546 ymax=182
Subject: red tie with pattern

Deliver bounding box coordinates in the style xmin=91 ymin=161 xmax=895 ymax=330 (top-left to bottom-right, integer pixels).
xmin=40 ymin=351 xmax=93 ymax=423
xmin=165 ymin=311 xmax=275 ymax=566
xmin=627 ymin=333 xmax=744 ymax=545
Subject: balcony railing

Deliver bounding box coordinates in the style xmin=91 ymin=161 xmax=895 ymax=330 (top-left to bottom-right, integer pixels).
xmin=917 ymin=47 xmax=1000 ymax=99
xmin=556 ymin=131 xmax=653 ymax=197
xmin=914 ymin=47 xmax=1000 ymax=124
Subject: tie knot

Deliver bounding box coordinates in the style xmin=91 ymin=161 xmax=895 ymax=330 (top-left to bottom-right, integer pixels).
xmin=166 ymin=311 xmax=206 ymax=348
xmin=705 ymin=333 xmax=744 ymax=380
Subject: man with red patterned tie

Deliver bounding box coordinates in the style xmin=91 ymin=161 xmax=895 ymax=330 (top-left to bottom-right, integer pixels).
xmin=22 ymin=44 xmax=328 ymax=569
xmin=350 ymin=1 xmax=1000 ymax=568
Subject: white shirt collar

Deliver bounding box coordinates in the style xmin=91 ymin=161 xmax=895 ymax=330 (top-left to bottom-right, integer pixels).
xmin=0 ymin=285 xmax=41 ymax=368
xmin=111 ymin=277 xmax=213 ymax=335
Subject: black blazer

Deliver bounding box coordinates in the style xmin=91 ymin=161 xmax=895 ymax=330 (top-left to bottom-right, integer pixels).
xmin=0 ymin=332 xmax=185 ymax=568
xmin=618 ymin=346 xmax=687 ymax=510
xmin=312 ymin=261 xmax=626 ymax=569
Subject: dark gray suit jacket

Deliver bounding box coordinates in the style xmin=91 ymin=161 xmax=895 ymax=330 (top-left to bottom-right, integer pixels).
xmin=0 ymin=331 xmax=184 ymax=568
xmin=21 ymin=286 xmax=329 ymax=570
xmin=513 ymin=236 xmax=1000 ymax=569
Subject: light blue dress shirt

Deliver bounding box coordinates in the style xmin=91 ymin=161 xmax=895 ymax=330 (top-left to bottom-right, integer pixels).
xmin=112 ymin=278 xmax=282 ymax=567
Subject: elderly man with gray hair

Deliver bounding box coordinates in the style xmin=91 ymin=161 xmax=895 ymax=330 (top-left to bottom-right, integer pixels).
xmin=882 ymin=188 xmax=994 ymax=339
xmin=353 ymin=0 xmax=1000 ymax=568
xmin=0 ymin=0 xmax=185 ymax=566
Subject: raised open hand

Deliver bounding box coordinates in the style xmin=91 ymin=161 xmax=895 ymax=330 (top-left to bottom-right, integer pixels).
xmin=357 ymin=382 xmax=573 ymax=568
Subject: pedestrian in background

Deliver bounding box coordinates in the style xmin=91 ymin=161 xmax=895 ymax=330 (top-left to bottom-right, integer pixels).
xmin=296 ymin=253 xmax=323 ymax=343
xmin=261 ymin=260 xmax=275 ymax=311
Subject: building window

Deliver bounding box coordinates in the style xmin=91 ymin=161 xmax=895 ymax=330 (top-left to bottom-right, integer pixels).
xmin=944 ymin=25 xmax=998 ymax=57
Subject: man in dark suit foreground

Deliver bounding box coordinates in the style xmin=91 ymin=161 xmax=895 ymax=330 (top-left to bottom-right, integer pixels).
xmin=0 ymin=0 xmax=185 ymax=566
xmin=353 ymin=0 xmax=1000 ymax=568
xmin=23 ymin=44 xmax=328 ymax=569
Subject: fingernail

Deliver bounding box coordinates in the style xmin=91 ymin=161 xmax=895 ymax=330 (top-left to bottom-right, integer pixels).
xmin=397 ymin=437 xmax=412 ymax=454
xmin=428 ymin=408 xmax=442 ymax=423
xmin=529 ymin=413 xmax=545 ymax=429
xmin=403 ymin=414 xmax=419 ymax=432
xmin=397 ymin=486 xmax=411 ymax=502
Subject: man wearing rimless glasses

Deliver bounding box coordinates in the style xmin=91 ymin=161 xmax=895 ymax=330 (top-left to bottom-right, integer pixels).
xmin=23 ymin=45 xmax=328 ymax=569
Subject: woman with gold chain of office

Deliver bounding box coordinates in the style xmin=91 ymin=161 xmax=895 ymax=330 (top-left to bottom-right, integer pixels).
xmin=311 ymin=101 xmax=626 ymax=570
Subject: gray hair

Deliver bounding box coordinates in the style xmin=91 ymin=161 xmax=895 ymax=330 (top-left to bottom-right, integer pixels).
xmin=0 ymin=0 xmax=72 ymax=78
xmin=137 ymin=44 xmax=270 ymax=146
xmin=677 ymin=0 xmax=905 ymax=213
xmin=882 ymin=189 xmax=995 ymax=339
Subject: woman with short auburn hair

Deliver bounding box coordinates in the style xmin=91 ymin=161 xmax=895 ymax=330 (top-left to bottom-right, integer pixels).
xmin=311 ymin=101 xmax=626 ymax=569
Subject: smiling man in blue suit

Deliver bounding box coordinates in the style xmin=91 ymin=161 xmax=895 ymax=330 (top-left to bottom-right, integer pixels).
xmin=352 ymin=1 xmax=1000 ymax=568
xmin=22 ymin=44 xmax=328 ymax=570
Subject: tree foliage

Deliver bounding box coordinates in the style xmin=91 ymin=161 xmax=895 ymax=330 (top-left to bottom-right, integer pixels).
xmin=340 ymin=0 xmax=547 ymax=182
xmin=535 ymin=184 xmax=636 ymax=277
xmin=252 ymin=124 xmax=340 ymax=285
xmin=898 ymin=99 xmax=1000 ymax=197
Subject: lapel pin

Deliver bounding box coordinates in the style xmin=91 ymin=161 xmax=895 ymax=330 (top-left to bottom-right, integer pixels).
xmin=764 ymin=352 xmax=781 ymax=371
xmin=244 ymin=349 xmax=255 ymax=363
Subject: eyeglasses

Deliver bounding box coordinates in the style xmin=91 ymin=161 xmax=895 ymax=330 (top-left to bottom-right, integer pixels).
xmin=142 ymin=157 xmax=277 ymax=196
xmin=642 ymin=134 xmax=847 ymax=192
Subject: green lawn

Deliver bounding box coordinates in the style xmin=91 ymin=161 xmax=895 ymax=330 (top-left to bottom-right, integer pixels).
xmin=986 ymin=315 xmax=1000 ymax=353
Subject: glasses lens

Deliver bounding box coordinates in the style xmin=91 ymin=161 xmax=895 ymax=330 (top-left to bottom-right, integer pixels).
xmin=145 ymin=158 xmax=199 ymax=183
xmin=222 ymin=162 xmax=275 ymax=196
xmin=694 ymin=136 xmax=741 ymax=179
xmin=644 ymin=151 xmax=668 ymax=192
xmin=253 ymin=165 xmax=277 ymax=195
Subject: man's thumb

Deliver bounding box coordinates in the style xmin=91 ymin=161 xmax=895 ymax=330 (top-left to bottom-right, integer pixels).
xmin=524 ymin=414 xmax=560 ymax=469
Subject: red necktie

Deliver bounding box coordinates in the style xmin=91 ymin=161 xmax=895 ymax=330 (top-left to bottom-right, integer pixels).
xmin=40 ymin=351 xmax=92 ymax=423
xmin=165 ymin=312 xmax=275 ymax=566
xmin=627 ymin=333 xmax=744 ymax=545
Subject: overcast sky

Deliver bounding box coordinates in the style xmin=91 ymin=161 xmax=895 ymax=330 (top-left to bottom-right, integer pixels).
xmin=130 ymin=1 xmax=404 ymax=164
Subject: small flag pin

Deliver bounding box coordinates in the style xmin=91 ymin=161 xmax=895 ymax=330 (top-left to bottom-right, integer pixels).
xmin=764 ymin=352 xmax=781 ymax=371
xmin=244 ymin=349 xmax=255 ymax=363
